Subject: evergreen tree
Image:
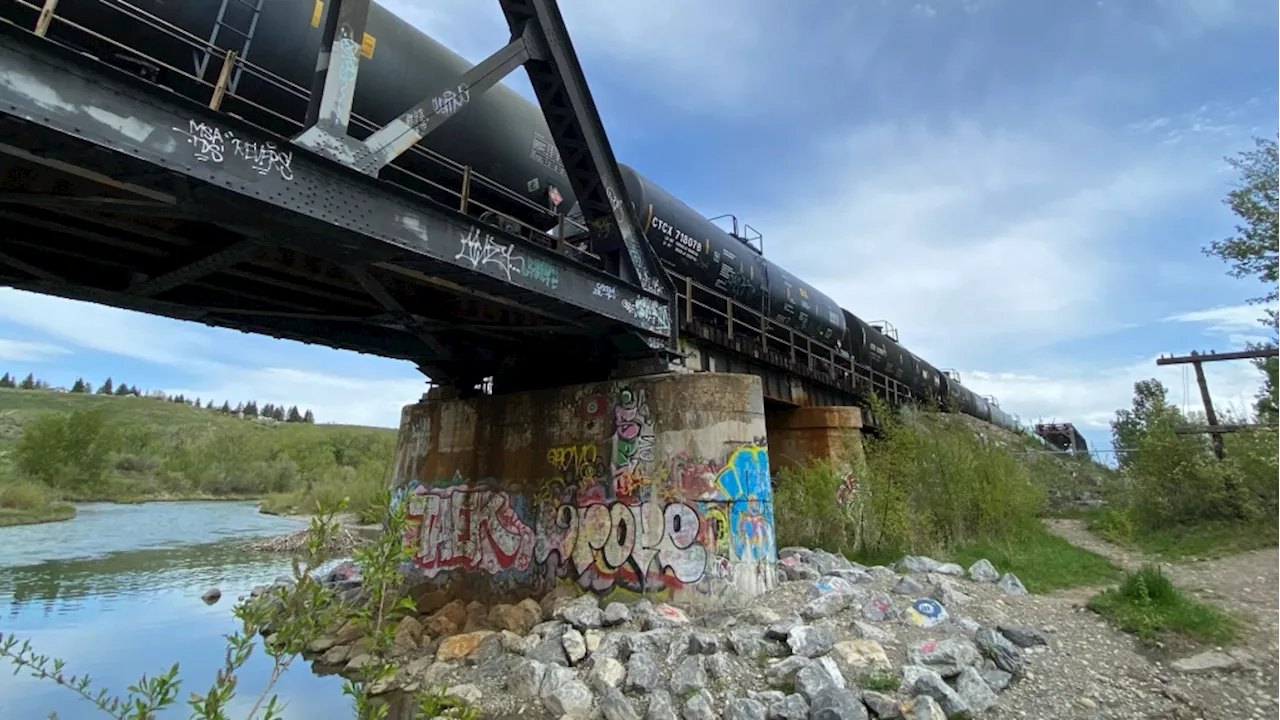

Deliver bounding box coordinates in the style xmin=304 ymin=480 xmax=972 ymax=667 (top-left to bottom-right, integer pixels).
xmin=114 ymin=383 xmax=130 ymax=396
xmin=244 ymin=401 xmax=259 ymax=418
xmin=220 ymin=401 xmax=232 ymax=414
xmin=70 ymin=378 xmax=87 ymax=393
xmin=96 ymin=377 xmax=114 ymax=394
xmin=286 ymin=405 xmax=302 ymax=423
xmin=274 ymin=406 xmax=287 ymax=421
xmin=262 ymin=403 xmax=275 ymax=419
xmin=303 ymin=409 xmax=315 ymax=424
xmin=0 ymin=373 xmax=12 ymax=388
xmin=205 ymin=399 xmax=215 ymax=409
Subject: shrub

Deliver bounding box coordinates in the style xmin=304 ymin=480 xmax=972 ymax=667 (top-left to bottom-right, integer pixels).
xmin=14 ymin=409 xmax=115 ymax=490
xmin=1088 ymin=565 xmax=1237 ymax=644
xmin=0 ymin=477 xmax=51 ymax=511
xmin=773 ymin=399 xmax=1045 ymax=561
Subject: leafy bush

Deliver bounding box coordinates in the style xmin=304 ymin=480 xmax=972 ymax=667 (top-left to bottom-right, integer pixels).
xmin=14 ymin=409 xmax=115 ymax=490
xmin=0 ymin=476 xmax=51 ymax=510
xmin=773 ymin=398 xmax=1045 ymax=561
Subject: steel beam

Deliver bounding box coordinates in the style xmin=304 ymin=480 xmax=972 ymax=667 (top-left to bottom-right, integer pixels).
xmin=497 ymin=0 xmax=676 ymax=347
xmin=0 ymin=30 xmax=669 ymax=336
xmin=1156 ymin=347 xmax=1280 ymax=365
xmin=294 ymin=0 xmax=542 ymax=177
xmin=127 ymin=239 xmax=265 ymax=298
xmin=356 ymin=23 xmax=544 ymax=174
xmin=347 ymin=264 xmax=451 ymax=358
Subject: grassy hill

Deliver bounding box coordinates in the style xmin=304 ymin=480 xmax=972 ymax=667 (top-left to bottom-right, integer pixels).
xmin=0 ymin=387 xmax=398 ymax=526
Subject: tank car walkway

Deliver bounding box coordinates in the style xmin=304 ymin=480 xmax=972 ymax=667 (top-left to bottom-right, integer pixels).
xmin=0 ymin=7 xmax=670 ymax=386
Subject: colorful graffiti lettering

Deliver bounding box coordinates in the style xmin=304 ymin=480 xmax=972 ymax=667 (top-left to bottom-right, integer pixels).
xmin=547 ymin=444 xmax=607 ymax=488
xmin=612 ymin=387 xmax=655 ymax=500
xmin=534 ymin=500 xmax=707 ymax=594
xmin=714 ymin=445 xmax=775 ymax=563
xmin=836 ymin=472 xmax=859 ymax=503
xmin=402 ymin=478 xmax=536 ymax=578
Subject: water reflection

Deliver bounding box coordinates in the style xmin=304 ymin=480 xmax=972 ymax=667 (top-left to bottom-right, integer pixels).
xmin=0 ymin=501 xmax=355 ymax=719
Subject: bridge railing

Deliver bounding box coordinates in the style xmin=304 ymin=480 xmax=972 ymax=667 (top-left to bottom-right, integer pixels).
xmin=8 ymin=0 xmax=598 ymax=262
xmin=671 ymin=271 xmax=914 ymax=408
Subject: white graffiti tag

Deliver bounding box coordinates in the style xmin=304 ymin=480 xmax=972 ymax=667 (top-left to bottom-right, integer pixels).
xmin=431 ymin=83 xmax=471 ymax=118
xmin=591 ymin=283 xmax=617 ymax=300
xmin=622 ymin=297 xmax=671 ymax=334
xmin=173 ymin=120 xmax=294 ymax=180
xmin=455 ymin=227 xmax=525 ymax=281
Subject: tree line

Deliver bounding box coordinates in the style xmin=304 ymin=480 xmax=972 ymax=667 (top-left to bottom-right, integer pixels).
xmin=0 ymin=372 xmax=317 ymax=424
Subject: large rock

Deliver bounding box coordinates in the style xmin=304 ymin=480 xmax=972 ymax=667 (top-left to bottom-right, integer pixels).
xmin=491 ymin=599 xmax=543 ymax=635
xmin=787 ymin=625 xmax=835 ymax=658
xmin=954 ymin=666 xmax=998 ymax=713
xmin=589 ymin=657 xmax=627 ymax=691
xmin=562 ymin=628 xmax=587 ymax=665
xmin=807 ymin=575 xmax=860 ymax=600
xmin=998 ymin=625 xmax=1048 ymax=648
xmin=724 ymin=698 xmax=767 ymax=720
xmin=672 ymin=655 xmax=708 ymax=697
xmin=997 ymin=573 xmax=1028 ymax=596
xmin=646 ymin=690 xmax=678 ymax=720
xmin=767 ymin=693 xmax=809 ymax=720
xmin=765 ymin=656 xmax=812 ymax=687
xmin=625 ymin=652 xmax=660 ymax=693
xmin=901 ymin=665 xmax=968 ymax=718
xmin=891 ymin=576 xmax=926 ymax=596
xmin=967 ymin=559 xmax=999 ymax=583
xmin=802 ymin=592 xmax=853 ymax=619
xmin=975 ymin=627 xmax=1024 ymax=676
xmin=556 ymin=594 xmax=604 ymax=630
xmin=1171 ymin=651 xmax=1240 ymax=674
xmin=424 ymin=599 xmax=468 ymax=637
xmin=795 ymin=662 xmax=843 ymax=702
xmin=436 ymin=631 xmax=495 ymax=662
xmin=830 ymin=639 xmax=891 ymax=678
xmin=808 ymin=687 xmax=867 ymax=720
xmin=682 ymin=690 xmax=717 ymax=720
xmin=907 ymin=637 xmax=980 ymax=678
xmin=861 ymin=593 xmax=898 ymax=622
xmin=542 ymin=678 xmax=594 ymax=718
xmin=894 ymin=555 xmax=942 ymax=574
xmin=900 ymin=696 xmax=945 ymax=720
xmin=599 ymin=686 xmax=640 ymax=720
xmin=644 ymin=603 xmax=691 ymax=630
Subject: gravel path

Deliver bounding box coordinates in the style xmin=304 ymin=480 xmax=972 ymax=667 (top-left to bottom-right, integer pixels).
xmin=991 ymin=519 xmax=1279 ymax=719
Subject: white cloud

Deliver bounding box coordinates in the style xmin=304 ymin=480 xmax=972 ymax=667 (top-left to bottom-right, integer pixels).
xmin=165 ymin=367 xmax=423 ymax=428
xmin=0 ymin=338 xmax=69 ymax=362
xmin=1166 ymin=303 xmax=1276 ymax=346
xmin=961 ymin=355 xmax=1266 ymax=436
xmin=753 ymin=116 xmax=1229 ymax=369
xmin=0 ymin=289 xmax=213 ymax=365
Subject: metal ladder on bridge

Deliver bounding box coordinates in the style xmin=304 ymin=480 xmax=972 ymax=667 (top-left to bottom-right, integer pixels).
xmin=194 ymin=0 xmax=266 ymax=95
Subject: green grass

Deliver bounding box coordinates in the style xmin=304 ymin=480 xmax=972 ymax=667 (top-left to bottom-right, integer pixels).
xmin=0 ymin=501 xmax=76 ymax=526
xmin=0 ymin=387 xmax=397 ymax=511
xmin=1088 ymin=565 xmax=1238 ymax=644
xmin=1091 ymin=511 xmax=1278 ymax=560
xmin=951 ymin=525 xmax=1124 ymax=593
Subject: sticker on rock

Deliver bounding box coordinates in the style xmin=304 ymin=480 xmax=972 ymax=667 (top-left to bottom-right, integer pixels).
xmin=905 ymin=598 xmax=949 ymax=628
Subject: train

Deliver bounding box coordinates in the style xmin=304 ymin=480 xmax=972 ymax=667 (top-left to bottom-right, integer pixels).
xmin=9 ymin=0 xmax=1023 ymax=433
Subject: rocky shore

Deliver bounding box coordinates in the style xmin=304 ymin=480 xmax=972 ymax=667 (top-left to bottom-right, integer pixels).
xmin=262 ymin=549 xmax=1058 ymax=719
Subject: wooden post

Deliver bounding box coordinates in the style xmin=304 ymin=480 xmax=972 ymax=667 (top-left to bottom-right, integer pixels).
xmin=458 ymin=165 xmax=473 ymax=214
xmin=209 ymin=50 xmax=237 ymax=111
xmin=35 ymin=0 xmax=59 ymax=37
xmin=1191 ymin=357 xmax=1225 ymax=459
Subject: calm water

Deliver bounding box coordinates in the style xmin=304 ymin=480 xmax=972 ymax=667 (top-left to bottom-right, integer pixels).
xmin=0 ymin=501 xmax=358 ymax=719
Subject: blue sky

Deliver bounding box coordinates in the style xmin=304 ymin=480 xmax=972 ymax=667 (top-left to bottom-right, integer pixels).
xmin=0 ymin=0 xmax=1275 ymax=456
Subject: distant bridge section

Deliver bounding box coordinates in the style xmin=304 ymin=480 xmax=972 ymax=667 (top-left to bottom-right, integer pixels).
xmin=1035 ymin=422 xmax=1089 ymax=454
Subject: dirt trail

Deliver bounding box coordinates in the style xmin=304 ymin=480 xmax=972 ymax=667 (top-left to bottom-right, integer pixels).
xmin=1002 ymin=518 xmax=1279 ymax=719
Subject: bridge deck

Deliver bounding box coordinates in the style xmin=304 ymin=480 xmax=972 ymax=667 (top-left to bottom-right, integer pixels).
xmin=0 ymin=17 xmax=667 ymax=382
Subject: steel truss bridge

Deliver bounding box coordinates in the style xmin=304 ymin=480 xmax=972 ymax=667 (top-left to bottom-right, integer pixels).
xmin=0 ymin=0 xmax=920 ymax=410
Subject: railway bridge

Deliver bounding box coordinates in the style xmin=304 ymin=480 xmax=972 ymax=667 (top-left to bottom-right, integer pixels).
xmin=0 ymin=0 xmax=929 ymax=607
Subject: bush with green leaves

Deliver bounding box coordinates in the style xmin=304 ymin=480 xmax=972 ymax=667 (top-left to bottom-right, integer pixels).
xmin=14 ymin=409 xmax=115 ymax=490
xmin=773 ymin=396 xmax=1045 ymax=561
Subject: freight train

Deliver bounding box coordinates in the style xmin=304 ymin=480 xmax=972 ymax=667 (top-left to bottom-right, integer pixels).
xmin=9 ymin=0 xmax=1022 ymax=433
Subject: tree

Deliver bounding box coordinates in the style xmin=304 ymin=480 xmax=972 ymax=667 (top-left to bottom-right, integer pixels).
xmin=1205 ymin=136 xmax=1279 ymax=312
xmin=244 ymin=401 xmax=259 ymax=418
xmin=96 ymin=377 xmax=113 ymax=395
xmin=114 ymin=383 xmax=130 ymax=396
xmin=70 ymin=378 xmax=87 ymax=393
xmin=287 ymin=405 xmax=303 ymax=423
xmin=303 ymin=409 xmax=315 ymax=424
xmin=220 ymin=401 xmax=232 ymax=414
xmin=1111 ymin=379 xmax=1184 ymax=468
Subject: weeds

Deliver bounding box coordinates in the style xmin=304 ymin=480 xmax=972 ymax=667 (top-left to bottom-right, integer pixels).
xmin=862 ymin=668 xmax=901 ymax=692
xmin=1087 ymin=565 xmax=1238 ymax=645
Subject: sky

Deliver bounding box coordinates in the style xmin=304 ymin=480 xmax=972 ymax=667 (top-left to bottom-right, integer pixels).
xmin=0 ymin=0 xmax=1276 ymax=456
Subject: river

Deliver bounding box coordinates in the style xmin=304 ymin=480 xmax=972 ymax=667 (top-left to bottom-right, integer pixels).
xmin=0 ymin=501 xmax=358 ymax=719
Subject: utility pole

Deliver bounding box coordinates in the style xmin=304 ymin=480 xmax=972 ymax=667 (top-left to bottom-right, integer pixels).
xmin=1155 ymin=347 xmax=1280 ymax=459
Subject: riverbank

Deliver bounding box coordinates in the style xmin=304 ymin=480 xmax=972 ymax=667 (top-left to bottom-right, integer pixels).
xmin=0 ymin=501 xmax=76 ymax=527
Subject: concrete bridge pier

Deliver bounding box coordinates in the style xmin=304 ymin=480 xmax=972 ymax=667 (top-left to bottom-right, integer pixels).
xmin=389 ymin=372 xmax=778 ymax=611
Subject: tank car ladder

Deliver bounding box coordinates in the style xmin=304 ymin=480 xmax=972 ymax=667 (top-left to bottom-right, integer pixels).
xmin=194 ymin=0 xmax=267 ymax=94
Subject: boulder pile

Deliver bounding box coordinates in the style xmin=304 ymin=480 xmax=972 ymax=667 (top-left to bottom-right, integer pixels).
xmin=290 ymin=549 xmax=1054 ymax=719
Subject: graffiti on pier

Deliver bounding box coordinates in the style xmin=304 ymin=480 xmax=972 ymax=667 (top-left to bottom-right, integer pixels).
xmin=401 ymin=477 xmax=536 ymax=578
xmin=534 ymin=501 xmax=707 ymax=593
xmin=391 ymin=380 xmax=778 ymax=601
xmin=612 ymin=387 xmax=655 ymax=500
xmin=715 ymin=445 xmax=774 ymax=563
xmin=173 ymin=120 xmax=294 ymax=180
